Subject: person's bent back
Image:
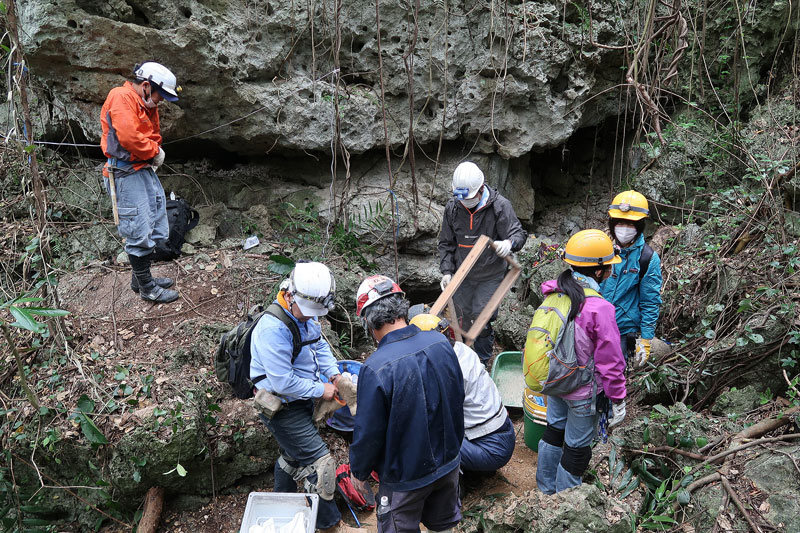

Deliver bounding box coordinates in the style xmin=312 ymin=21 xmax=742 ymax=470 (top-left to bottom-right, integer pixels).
xmin=350 ymin=275 xmax=465 ymax=533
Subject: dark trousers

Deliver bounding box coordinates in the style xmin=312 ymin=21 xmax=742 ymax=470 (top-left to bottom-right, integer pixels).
xmin=452 ymin=273 xmax=505 ymax=363
xmin=376 ymin=466 xmax=461 ymax=533
xmin=259 ymin=400 xmax=341 ymax=529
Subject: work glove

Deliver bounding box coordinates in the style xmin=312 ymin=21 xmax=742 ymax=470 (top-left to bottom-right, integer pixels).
xmin=608 ymin=401 xmax=626 ymax=429
xmin=440 ymin=273 xmax=452 ymax=291
xmin=152 ymin=147 xmax=165 ymax=170
xmin=634 ymin=338 xmax=651 ymax=368
xmin=312 ymin=394 xmax=346 ymax=426
xmin=336 ymin=375 xmax=358 ymax=415
xmin=493 ymin=239 xmax=512 ymax=258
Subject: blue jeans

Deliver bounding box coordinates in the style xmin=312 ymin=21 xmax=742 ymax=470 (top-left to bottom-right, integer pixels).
xmin=104 ymin=167 xmax=168 ymax=257
xmin=460 ymin=417 xmax=515 ymax=472
xmin=259 ymin=400 xmax=341 ymax=529
xmin=536 ymin=396 xmax=597 ymax=494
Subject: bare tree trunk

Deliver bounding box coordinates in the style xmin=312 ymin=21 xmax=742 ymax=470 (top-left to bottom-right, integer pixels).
xmin=6 ymin=0 xmax=48 ymax=233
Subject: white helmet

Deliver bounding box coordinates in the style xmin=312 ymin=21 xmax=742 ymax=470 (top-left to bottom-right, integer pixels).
xmin=452 ymin=162 xmax=484 ymax=200
xmin=134 ymin=62 xmax=180 ymax=101
xmin=288 ymin=262 xmax=336 ymax=317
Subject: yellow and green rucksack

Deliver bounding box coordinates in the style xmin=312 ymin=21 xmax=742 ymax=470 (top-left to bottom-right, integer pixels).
xmin=523 ymin=287 xmax=600 ymax=396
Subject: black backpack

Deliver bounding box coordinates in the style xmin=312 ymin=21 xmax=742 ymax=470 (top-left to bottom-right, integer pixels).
xmin=214 ymin=303 xmax=320 ymax=399
xmin=151 ymin=197 xmax=200 ymax=262
xmin=638 ymin=243 xmax=654 ymax=281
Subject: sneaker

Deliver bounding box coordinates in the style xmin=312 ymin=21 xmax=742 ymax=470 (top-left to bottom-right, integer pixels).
xmin=139 ymin=282 xmax=179 ymax=303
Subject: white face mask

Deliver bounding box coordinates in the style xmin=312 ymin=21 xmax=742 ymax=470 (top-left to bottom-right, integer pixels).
xmin=460 ymin=195 xmax=481 ymax=209
xmin=614 ymin=225 xmax=637 ymax=245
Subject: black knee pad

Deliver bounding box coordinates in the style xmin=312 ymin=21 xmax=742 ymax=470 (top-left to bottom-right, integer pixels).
xmin=560 ymin=444 xmax=592 ymax=476
xmin=541 ymin=424 xmax=565 ymax=448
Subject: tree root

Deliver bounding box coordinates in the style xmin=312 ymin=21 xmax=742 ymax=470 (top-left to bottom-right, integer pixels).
xmin=720 ymin=476 xmax=762 ymax=533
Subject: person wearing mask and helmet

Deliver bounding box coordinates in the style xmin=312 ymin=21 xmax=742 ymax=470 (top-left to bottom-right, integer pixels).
xmin=599 ymin=190 xmax=663 ymax=368
xmin=100 ymin=61 xmax=181 ymax=303
xmin=250 ymin=262 xmax=357 ymax=532
xmin=437 ymin=161 xmax=528 ymax=365
xmin=408 ymin=306 xmax=515 ymax=476
xmin=535 ymin=230 xmax=627 ymax=494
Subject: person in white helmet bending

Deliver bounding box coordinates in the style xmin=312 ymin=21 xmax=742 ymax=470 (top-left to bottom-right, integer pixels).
xmin=100 ymin=61 xmax=181 ymax=303
xmin=437 ymin=161 xmax=528 ymax=364
xmin=250 ymin=262 xmax=356 ymax=532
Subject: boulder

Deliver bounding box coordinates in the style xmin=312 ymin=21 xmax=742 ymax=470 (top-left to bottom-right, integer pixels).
xmin=711 ymin=385 xmax=762 ymax=417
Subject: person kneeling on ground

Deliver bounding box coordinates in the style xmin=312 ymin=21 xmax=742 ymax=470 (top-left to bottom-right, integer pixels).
xmin=250 ymin=262 xmax=357 ymax=532
xmin=350 ymin=275 xmax=465 ymax=533
xmin=535 ymin=230 xmax=627 ymax=494
xmin=408 ymin=305 xmax=515 ymax=474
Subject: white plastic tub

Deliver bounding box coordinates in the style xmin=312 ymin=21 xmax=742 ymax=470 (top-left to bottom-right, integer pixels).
xmin=239 ymin=492 xmax=318 ymax=533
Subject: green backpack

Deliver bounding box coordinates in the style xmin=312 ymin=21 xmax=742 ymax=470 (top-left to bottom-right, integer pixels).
xmin=523 ymin=287 xmax=600 ymax=396
xmin=214 ymin=303 xmax=319 ymax=399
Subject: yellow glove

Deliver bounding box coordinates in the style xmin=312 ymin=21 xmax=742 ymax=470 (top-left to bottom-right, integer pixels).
xmin=634 ymin=338 xmax=651 ymax=368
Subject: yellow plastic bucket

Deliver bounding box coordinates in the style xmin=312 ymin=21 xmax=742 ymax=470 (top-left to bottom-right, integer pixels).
xmin=523 ymin=388 xmax=548 ymax=452
xmin=524 ymin=388 xmax=547 ymax=415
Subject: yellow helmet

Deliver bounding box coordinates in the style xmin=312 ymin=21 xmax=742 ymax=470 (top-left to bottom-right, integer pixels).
xmin=608 ymin=190 xmax=649 ymax=221
xmin=563 ymin=229 xmax=621 ymax=267
xmin=409 ymin=313 xmax=449 ymax=333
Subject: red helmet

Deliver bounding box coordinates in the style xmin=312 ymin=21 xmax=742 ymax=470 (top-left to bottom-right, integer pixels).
xmin=355 ymin=275 xmax=404 ymax=317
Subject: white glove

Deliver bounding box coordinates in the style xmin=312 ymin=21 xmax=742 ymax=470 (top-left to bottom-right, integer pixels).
xmin=493 ymin=239 xmax=512 ymax=258
xmin=608 ymin=400 xmax=626 ymax=429
xmin=152 ymin=147 xmax=165 ymax=170
xmin=440 ymin=273 xmax=452 ymax=291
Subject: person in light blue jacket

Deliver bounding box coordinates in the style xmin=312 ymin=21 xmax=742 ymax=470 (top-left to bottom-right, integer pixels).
xmin=599 ymin=190 xmax=663 ymax=368
xmin=250 ymin=262 xmax=351 ymax=532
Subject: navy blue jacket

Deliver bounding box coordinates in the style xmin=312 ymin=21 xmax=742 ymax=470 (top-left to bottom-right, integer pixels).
xmin=349 ymin=325 xmax=465 ymax=491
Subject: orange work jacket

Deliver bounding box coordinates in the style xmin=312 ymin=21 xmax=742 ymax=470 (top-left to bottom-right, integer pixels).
xmin=100 ymin=81 xmax=161 ymax=176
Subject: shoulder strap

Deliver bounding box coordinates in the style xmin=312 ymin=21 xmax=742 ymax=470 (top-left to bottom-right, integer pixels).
xmin=639 ymin=243 xmax=654 ymax=282
xmin=582 ymin=287 xmax=601 ymax=298
xmin=263 ymin=303 xmax=320 ymax=363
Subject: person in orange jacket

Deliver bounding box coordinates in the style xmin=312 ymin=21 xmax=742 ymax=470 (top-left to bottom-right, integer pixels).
xmin=101 ymin=62 xmax=181 ymax=303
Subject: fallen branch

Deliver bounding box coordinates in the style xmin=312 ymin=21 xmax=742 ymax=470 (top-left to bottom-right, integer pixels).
xmin=138 ymin=486 xmax=165 ymax=533
xmin=651 ymin=446 xmax=706 ymax=460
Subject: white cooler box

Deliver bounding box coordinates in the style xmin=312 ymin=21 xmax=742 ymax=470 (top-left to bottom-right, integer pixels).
xmin=239 ymin=492 xmax=318 ymax=533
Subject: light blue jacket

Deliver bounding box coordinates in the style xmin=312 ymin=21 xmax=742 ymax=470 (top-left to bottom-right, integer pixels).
xmin=250 ymin=302 xmax=339 ymax=401
xmin=599 ymin=233 xmax=663 ymax=339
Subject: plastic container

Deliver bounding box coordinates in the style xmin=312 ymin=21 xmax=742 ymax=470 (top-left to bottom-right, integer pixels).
xmin=239 ymin=492 xmax=318 ymax=533
xmin=523 ymin=387 xmax=548 ymax=452
xmin=321 ymin=360 xmax=363 ymax=431
xmin=523 ymin=388 xmax=547 ymax=416
xmin=490 ymin=351 xmax=525 ymax=408
xmin=523 ymin=409 xmax=547 ymax=451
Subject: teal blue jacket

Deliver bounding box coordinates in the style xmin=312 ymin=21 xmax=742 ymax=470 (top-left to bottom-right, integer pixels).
xmin=599 ymin=233 xmax=663 ymax=339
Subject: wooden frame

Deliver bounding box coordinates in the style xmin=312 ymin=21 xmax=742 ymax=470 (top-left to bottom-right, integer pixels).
xmin=430 ymin=235 xmax=522 ymax=346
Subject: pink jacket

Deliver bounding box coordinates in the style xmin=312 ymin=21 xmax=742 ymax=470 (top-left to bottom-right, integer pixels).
xmin=540 ymin=280 xmax=626 ymax=402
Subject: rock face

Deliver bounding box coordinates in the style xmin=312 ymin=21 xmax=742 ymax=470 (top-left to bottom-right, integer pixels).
xmin=460 ymin=485 xmax=632 ymax=533
xmin=19 ymin=0 xmax=626 ymax=159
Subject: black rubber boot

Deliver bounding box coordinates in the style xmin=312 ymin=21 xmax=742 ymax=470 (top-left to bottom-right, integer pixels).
xmin=128 ymin=253 xmax=179 ymax=303
xmin=130 ymin=272 xmax=174 ymax=293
